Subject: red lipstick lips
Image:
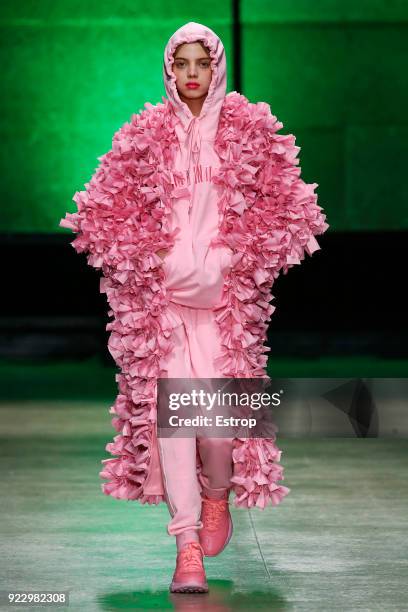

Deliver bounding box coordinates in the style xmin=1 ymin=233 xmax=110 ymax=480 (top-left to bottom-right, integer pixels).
xmin=186 ymin=82 xmax=200 ymax=89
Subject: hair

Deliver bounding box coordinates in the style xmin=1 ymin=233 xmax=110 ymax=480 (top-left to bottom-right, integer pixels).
xmin=173 ymin=41 xmax=211 ymax=57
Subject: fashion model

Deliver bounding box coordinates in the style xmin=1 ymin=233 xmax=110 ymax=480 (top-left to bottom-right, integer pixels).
xmin=59 ymin=21 xmax=329 ymax=594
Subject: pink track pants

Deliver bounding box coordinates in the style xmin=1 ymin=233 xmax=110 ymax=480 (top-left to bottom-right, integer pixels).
xmin=158 ymin=301 xmax=234 ymax=547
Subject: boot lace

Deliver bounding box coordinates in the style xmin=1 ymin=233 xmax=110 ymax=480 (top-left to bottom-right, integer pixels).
xmin=202 ymin=498 xmax=229 ymax=532
xmin=178 ymin=542 xmax=204 ymax=572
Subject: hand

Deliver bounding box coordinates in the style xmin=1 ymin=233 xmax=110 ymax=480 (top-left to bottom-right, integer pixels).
xmin=156 ymin=248 xmax=169 ymax=260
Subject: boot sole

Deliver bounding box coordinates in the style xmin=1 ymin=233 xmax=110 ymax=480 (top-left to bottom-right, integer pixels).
xmin=170 ymin=582 xmax=209 ymax=593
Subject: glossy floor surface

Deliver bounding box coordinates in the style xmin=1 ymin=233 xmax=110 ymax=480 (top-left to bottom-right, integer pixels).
xmin=1 ymin=401 xmax=407 ymax=611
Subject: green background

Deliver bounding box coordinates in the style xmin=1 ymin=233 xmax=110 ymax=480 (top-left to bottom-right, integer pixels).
xmin=2 ymin=0 xmax=408 ymax=233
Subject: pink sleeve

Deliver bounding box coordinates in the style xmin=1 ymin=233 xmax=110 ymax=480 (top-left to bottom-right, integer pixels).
xmin=59 ymin=121 xmax=165 ymax=279
xmin=258 ymin=104 xmax=329 ymax=278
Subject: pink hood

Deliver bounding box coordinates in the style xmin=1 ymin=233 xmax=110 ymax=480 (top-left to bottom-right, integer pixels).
xmin=162 ymin=21 xmax=227 ymax=167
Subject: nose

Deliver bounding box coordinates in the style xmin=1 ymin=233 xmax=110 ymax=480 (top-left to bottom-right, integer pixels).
xmin=187 ymin=63 xmax=198 ymax=78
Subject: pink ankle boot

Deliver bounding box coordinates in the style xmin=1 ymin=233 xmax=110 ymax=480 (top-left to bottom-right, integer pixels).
xmin=199 ymin=496 xmax=233 ymax=557
xmin=170 ymin=541 xmax=209 ymax=593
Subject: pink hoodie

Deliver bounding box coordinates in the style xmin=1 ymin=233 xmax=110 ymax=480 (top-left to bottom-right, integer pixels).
xmin=161 ymin=22 xmax=233 ymax=309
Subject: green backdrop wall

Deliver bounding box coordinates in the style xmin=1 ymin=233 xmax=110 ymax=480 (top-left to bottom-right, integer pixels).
xmin=2 ymin=1 xmax=407 ymax=233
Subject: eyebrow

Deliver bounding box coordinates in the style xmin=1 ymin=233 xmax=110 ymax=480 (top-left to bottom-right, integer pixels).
xmin=173 ymin=57 xmax=211 ymax=61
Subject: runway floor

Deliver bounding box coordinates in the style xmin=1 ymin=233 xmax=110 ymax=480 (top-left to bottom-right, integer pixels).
xmin=1 ymin=400 xmax=407 ymax=611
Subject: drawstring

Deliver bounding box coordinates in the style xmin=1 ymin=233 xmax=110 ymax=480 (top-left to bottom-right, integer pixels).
xmin=186 ymin=115 xmax=202 ymax=167
xmin=185 ymin=115 xmax=202 ymax=218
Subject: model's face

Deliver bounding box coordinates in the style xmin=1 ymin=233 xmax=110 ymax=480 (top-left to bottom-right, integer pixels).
xmin=172 ymin=42 xmax=212 ymax=101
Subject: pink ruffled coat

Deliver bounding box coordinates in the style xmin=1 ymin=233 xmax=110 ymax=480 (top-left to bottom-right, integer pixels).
xmin=60 ymin=22 xmax=329 ymax=509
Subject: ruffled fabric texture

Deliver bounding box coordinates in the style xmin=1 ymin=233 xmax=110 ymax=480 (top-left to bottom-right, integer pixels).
xmin=59 ymin=92 xmax=329 ymax=510
xmin=60 ymin=100 xmax=182 ymax=505
xmin=208 ymin=92 xmax=328 ymax=508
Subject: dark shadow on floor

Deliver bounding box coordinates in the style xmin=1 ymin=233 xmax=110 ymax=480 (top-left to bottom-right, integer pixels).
xmin=98 ymin=580 xmax=291 ymax=610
